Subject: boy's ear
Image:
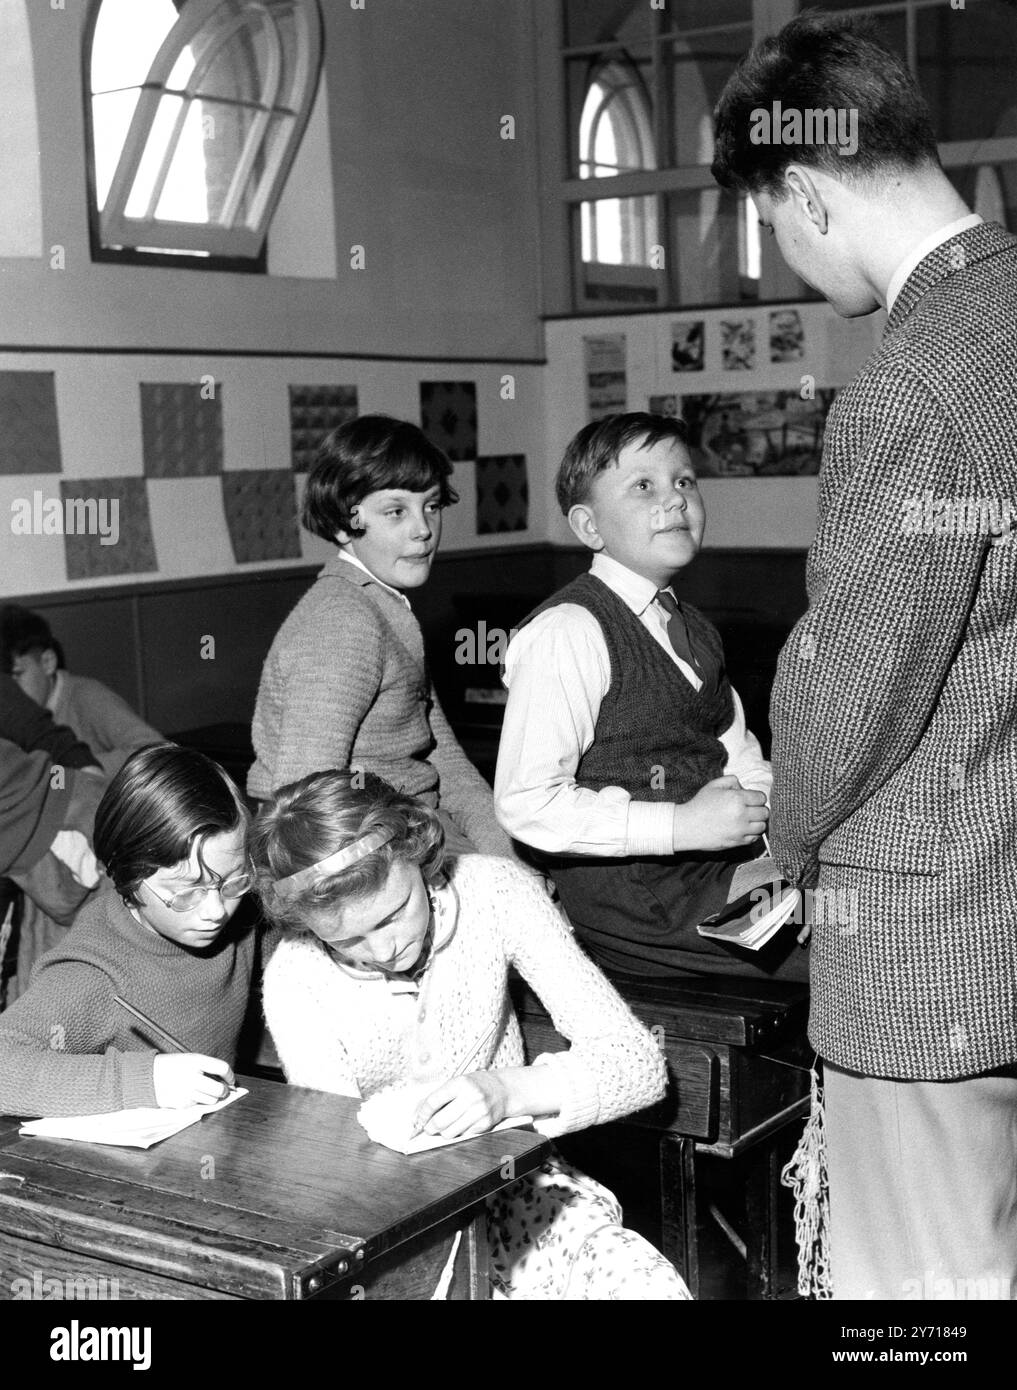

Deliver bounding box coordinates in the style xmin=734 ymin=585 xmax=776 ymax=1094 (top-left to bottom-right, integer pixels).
xmin=566 ymin=503 xmax=604 ymax=553
xmin=41 ymin=648 xmax=58 ymax=678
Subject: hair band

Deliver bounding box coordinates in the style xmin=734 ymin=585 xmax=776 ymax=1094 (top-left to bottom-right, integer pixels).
xmin=274 ymin=828 xmax=395 ymax=900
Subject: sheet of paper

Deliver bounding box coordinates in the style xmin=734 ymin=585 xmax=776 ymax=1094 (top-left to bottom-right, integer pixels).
xmin=362 ymin=1114 xmax=535 ymax=1156
xmin=19 ymin=1087 xmax=247 ymax=1150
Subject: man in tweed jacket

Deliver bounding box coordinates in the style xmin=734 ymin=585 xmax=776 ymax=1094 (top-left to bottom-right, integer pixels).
xmin=715 ymin=13 xmax=1017 ymax=1299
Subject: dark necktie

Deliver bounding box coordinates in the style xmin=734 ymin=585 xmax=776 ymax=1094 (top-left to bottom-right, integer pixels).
xmin=656 ymin=589 xmax=701 ymax=674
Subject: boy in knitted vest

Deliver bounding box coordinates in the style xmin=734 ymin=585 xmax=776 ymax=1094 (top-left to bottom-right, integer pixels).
xmin=495 ymin=412 xmax=808 ymax=982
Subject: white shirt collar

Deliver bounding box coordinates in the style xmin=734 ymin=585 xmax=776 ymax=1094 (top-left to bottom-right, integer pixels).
xmin=885 ymin=213 xmax=983 ymax=314
xmin=337 ymin=548 xmax=410 ymax=609
xmin=590 ymin=551 xmax=668 ymax=617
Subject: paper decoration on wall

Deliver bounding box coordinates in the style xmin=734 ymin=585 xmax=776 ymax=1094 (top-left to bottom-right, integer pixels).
xmin=419 ymin=381 xmax=478 ymax=461
xmin=648 ymin=394 xmax=679 ymax=417
xmin=584 ymin=334 xmax=627 ymax=421
xmin=222 ymin=470 xmax=301 ymax=564
xmin=671 ymin=320 xmax=704 ymax=373
xmin=476 ymin=454 xmax=528 ymax=534
xmin=769 ymin=309 xmax=805 ymax=363
xmin=289 ymin=384 xmax=359 ymax=471
xmin=0 ymin=370 xmax=62 ymax=475
xmin=141 ymin=382 xmax=223 ymax=477
xmin=721 ymin=319 xmax=756 ymax=371
xmin=679 ymin=389 xmax=838 ymax=477
xmin=62 ymin=477 xmax=157 ymax=580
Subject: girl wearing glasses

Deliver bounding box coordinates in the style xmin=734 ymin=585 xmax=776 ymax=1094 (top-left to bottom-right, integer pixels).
xmin=0 ymin=744 xmax=255 ymax=1118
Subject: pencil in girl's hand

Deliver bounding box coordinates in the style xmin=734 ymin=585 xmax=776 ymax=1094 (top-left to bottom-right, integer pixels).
xmin=113 ymin=995 xmax=188 ymax=1053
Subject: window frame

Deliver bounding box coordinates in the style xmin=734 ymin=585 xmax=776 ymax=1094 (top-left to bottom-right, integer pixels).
xmin=549 ymin=0 xmax=1017 ymax=314
xmin=83 ymin=0 xmax=324 ymax=272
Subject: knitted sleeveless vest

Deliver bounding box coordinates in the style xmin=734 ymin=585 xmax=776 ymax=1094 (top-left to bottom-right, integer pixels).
xmin=520 ymin=573 xmax=733 ymax=804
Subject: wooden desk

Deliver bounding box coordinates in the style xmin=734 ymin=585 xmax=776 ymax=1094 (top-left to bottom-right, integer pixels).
xmin=0 ymin=1076 xmax=550 ymax=1301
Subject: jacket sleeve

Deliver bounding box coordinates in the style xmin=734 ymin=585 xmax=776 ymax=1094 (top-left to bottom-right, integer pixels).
xmin=770 ymin=373 xmax=984 ymax=885
xmin=0 ymin=676 xmax=100 ymax=770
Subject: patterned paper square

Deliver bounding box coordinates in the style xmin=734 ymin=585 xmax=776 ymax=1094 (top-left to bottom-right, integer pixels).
xmin=721 ymin=319 xmax=756 ymax=371
xmin=141 ymin=382 xmax=223 ymax=477
xmin=476 ymin=454 xmax=528 ymax=535
xmin=62 ymin=477 xmax=157 ymax=580
xmin=222 ymin=470 xmax=301 ymax=564
xmin=289 ymin=384 xmax=359 ymax=471
xmin=420 ymin=381 xmax=477 ymax=461
xmin=0 ymin=371 xmax=61 ymax=474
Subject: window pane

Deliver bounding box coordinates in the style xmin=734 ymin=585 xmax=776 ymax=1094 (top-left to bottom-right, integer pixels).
xmin=947 ymin=161 xmax=1017 ymax=234
xmin=193 ymin=8 xmax=303 ymax=109
xmin=125 ymin=94 xmax=185 ymax=219
xmin=91 ymin=0 xmax=178 ymax=93
xmin=91 ymin=89 xmax=141 ymax=208
xmin=918 ymin=2 xmax=1017 ymax=143
xmin=244 ymin=112 xmax=296 ymax=226
xmin=581 ymin=194 xmax=658 ymax=266
xmin=569 ymin=57 xmax=655 ymax=178
xmin=670 ymin=25 xmax=753 ymax=166
xmin=154 ymin=100 xmax=212 ymax=223
xmin=564 ymin=0 xmax=655 ymax=49
xmin=667 ymin=187 xmax=756 ymax=305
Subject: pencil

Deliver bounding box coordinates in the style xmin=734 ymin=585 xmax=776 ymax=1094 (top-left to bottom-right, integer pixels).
xmin=450 ymin=1020 xmax=498 ymax=1079
xmin=113 ymin=995 xmax=188 ymax=1053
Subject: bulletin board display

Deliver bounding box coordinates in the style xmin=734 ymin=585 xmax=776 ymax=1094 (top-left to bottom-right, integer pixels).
xmin=546 ymin=299 xmax=885 ymax=549
xmin=1 ymin=353 xmax=545 ymax=596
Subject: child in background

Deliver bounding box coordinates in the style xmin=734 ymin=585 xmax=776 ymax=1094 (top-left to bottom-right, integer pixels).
xmin=248 ymin=416 xmax=516 ymax=861
xmin=251 ymin=769 xmax=691 ymax=1300
xmin=2 ymin=605 xmax=162 ymax=779
xmin=496 ymin=412 xmax=808 ymax=982
xmin=0 ymin=745 xmax=254 ymax=1118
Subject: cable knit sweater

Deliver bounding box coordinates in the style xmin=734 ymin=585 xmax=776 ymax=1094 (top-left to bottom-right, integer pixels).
xmin=0 ymin=888 xmax=255 ymax=1118
xmin=263 ymin=855 xmax=667 ymax=1137
xmin=248 ymin=554 xmax=512 ymax=858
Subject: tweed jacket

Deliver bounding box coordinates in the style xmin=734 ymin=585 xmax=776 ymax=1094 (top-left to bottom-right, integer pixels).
xmin=770 ymin=222 xmax=1017 ymax=1080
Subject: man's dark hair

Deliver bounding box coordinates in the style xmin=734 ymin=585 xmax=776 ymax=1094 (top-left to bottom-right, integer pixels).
xmin=0 ymin=604 xmax=64 ymax=672
xmin=712 ymin=10 xmax=940 ymax=197
xmin=556 ymin=412 xmax=690 ymax=515
xmin=302 ymin=414 xmax=458 ymax=542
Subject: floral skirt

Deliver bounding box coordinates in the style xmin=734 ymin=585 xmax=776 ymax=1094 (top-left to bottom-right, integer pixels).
xmin=485 ymin=1152 xmax=692 ymax=1300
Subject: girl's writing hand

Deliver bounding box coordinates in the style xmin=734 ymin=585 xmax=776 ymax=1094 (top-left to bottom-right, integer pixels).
xmin=413 ymin=1071 xmax=509 ymax=1140
xmin=153 ymin=1054 xmax=234 ymax=1108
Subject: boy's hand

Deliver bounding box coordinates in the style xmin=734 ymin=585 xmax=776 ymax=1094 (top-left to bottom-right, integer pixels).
xmin=673 ymin=775 xmax=769 ymax=851
xmin=153 ymin=1054 xmax=234 ymax=1108
xmin=413 ymin=1072 xmax=509 ymax=1140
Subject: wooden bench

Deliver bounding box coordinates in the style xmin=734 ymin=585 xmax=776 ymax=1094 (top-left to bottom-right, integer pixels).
xmin=511 ymin=972 xmax=812 ymax=1299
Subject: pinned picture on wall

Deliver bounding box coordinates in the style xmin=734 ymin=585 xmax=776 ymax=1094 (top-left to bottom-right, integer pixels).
xmin=671 ymin=320 xmax=704 ymax=373
xmin=62 ymin=477 xmax=157 ymax=581
xmin=721 ymin=319 xmax=756 ymax=371
xmin=141 ymin=382 xmax=223 ymax=477
xmin=679 ymin=389 xmax=839 ymax=477
xmin=648 ymin=394 xmax=679 ymax=418
xmin=476 ymin=454 xmax=528 ymax=534
xmin=769 ymin=309 xmax=805 ymax=363
xmin=289 ymin=385 xmax=358 ymax=471
xmin=420 ymin=381 xmax=478 ymax=461
xmin=584 ymin=334 xmax=627 ymax=420
xmin=0 ymin=370 xmax=62 ymax=475
xmin=222 ymin=470 xmax=301 ymax=564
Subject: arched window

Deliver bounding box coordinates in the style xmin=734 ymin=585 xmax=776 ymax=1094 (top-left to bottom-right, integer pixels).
xmin=578 ymin=60 xmax=657 ymax=265
xmin=85 ymin=0 xmax=323 ymax=266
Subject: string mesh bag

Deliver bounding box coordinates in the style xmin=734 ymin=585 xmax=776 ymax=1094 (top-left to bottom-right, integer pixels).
xmin=780 ymin=1061 xmax=832 ymax=1299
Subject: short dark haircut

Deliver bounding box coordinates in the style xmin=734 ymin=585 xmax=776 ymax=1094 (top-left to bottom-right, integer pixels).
xmin=94 ymin=744 xmax=249 ymax=906
xmin=712 ymin=11 xmax=940 ymax=197
xmin=250 ymin=769 xmax=446 ymax=937
xmin=301 ymin=414 xmax=459 ymax=542
xmin=0 ymin=604 xmax=64 ymax=671
xmin=556 ymin=412 xmax=691 ymax=515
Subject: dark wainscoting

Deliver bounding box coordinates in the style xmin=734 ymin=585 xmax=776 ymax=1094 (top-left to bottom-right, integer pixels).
xmin=9 ymin=546 xmax=807 ymax=783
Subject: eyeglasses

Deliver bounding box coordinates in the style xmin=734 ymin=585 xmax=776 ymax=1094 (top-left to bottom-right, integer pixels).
xmin=142 ymin=867 xmax=253 ymax=914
